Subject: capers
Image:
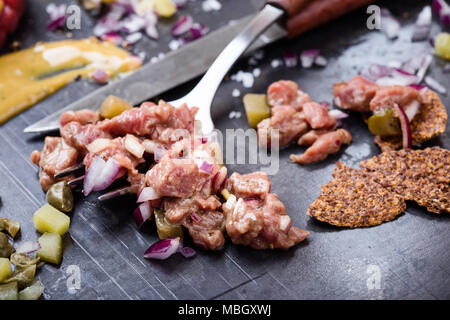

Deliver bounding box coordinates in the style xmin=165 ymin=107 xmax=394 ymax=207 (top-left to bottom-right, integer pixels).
xmin=368 ymin=108 xmax=401 ymax=137
xmin=46 ymin=181 xmax=74 ymax=213
xmin=154 ymin=209 xmax=184 ymax=240
xmin=0 ymin=232 xmax=15 ymax=258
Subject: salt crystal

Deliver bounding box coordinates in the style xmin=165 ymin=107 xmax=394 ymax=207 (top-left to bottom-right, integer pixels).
xmin=271 ymin=59 xmax=282 ymax=68
xmin=202 ymin=0 xmax=222 ymax=12
xmin=252 ymin=68 xmax=261 ymax=77
xmin=232 ymin=89 xmax=240 ymax=97
xmin=168 ymin=39 xmax=182 ymax=51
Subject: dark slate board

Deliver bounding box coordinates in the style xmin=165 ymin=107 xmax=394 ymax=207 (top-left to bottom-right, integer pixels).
xmin=0 ymin=0 xmax=449 ymax=300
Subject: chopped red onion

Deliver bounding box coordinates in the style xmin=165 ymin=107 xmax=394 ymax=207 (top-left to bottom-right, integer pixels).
xmin=375 ymin=68 xmax=418 ymax=86
xmin=133 ymin=201 xmax=153 ymax=228
xmin=83 ymin=156 xmax=121 ymax=196
xmin=314 ymin=56 xmax=328 ymax=67
xmin=212 ymin=167 xmax=227 ymax=192
xmin=172 ymin=15 xmax=194 ymax=36
xmin=92 ymin=158 xmax=122 ymax=192
xmin=121 ymin=14 xmax=147 ymax=34
xmin=191 ymin=213 xmax=202 ymax=222
xmin=392 ymin=104 xmax=411 ymax=149
xmin=403 ymin=100 xmax=421 ymax=122
xmin=433 ymin=0 xmax=450 ymax=25
xmin=283 ymin=51 xmax=297 ymax=68
xmin=101 ymin=31 xmax=124 ymax=46
xmin=424 ymin=76 xmax=447 ymax=94
xmin=329 ymin=109 xmax=349 ymax=120
xmin=16 ymin=241 xmax=41 ymax=254
xmin=144 ymin=237 xmax=181 ymax=260
xmin=361 ymin=64 xmax=393 ymax=81
xmin=402 ymin=56 xmax=425 ymax=74
xmin=125 ymin=32 xmax=143 ymax=44
xmin=92 ymin=68 xmax=108 ymax=84
xmin=412 ymin=6 xmax=432 ymax=42
xmin=319 ymin=102 xmax=331 ymax=110
xmin=416 ymin=54 xmax=433 ymax=82
xmin=46 ymin=3 xmax=67 ymax=31
xmin=179 ymin=246 xmax=196 ymax=258
xmin=124 ymin=134 xmax=145 ymax=158
xmin=199 ymin=160 xmax=214 ymax=174
xmin=154 ymin=146 xmax=166 ymax=162
xmin=408 ymin=84 xmax=427 ymax=91
xmin=137 ymin=187 xmax=161 ymax=203
xmin=380 ymin=8 xmax=401 ymax=39
xmin=172 ymin=0 xmax=187 ymax=9
xmin=300 ymin=49 xmax=319 ymax=68
xmin=94 ymin=15 xmax=122 ymax=37
xmin=279 ymin=215 xmax=291 ymax=233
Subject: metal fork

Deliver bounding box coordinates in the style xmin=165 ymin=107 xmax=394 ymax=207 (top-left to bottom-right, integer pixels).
xmin=56 ymin=5 xmax=285 ymax=200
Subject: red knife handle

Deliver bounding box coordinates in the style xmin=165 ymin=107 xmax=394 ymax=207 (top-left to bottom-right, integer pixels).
xmin=285 ymin=0 xmax=376 ymax=38
xmin=266 ymin=0 xmax=313 ymax=17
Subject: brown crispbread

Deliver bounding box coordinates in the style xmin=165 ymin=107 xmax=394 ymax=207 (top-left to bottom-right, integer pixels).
xmin=306 ymin=162 xmax=406 ymax=227
xmin=360 ymin=147 xmax=450 ymax=214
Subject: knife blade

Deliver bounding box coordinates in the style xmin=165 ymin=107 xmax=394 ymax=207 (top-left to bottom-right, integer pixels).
xmin=24 ymin=14 xmax=287 ymax=133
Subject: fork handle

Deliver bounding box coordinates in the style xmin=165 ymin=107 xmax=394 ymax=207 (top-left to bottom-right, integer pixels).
xmin=266 ymin=0 xmax=312 ymax=17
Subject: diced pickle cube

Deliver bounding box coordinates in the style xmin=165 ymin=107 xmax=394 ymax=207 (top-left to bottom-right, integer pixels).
xmin=37 ymin=232 xmax=63 ymax=265
xmin=243 ymin=94 xmax=271 ymax=128
xmin=100 ymin=95 xmax=132 ymax=119
xmin=33 ymin=204 xmax=70 ymax=235
xmin=153 ymin=0 xmax=177 ymax=18
xmin=368 ymin=109 xmax=401 ymax=137
xmin=19 ymin=280 xmax=45 ymax=300
xmin=435 ymin=32 xmax=450 ymax=60
xmin=0 ymin=282 xmax=18 ymax=300
xmin=155 ymin=210 xmax=184 ymax=240
xmin=0 ymin=257 xmax=11 ymax=282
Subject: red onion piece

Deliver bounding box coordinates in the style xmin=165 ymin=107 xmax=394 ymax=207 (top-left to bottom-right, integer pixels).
xmin=133 ymin=201 xmax=153 ymax=228
xmin=279 ymin=215 xmax=292 ymax=233
xmin=83 ymin=157 xmax=121 ymax=196
xmin=137 ymin=187 xmax=160 ymax=203
xmin=380 ymin=8 xmax=401 ymax=39
xmin=408 ymin=84 xmax=427 ymax=91
xmin=416 ymin=54 xmax=433 ymax=83
xmin=121 ymin=14 xmax=147 ymax=34
xmin=412 ymin=6 xmax=432 ymax=42
xmin=154 ymin=146 xmax=166 ymax=162
xmin=300 ymin=49 xmax=319 ymax=68
xmin=361 ymin=64 xmax=393 ymax=81
xmin=172 ymin=15 xmax=194 ymax=36
xmin=199 ymin=161 xmax=214 ymax=174
xmin=179 ymin=246 xmax=196 ymax=258
xmin=433 ymin=0 xmax=450 ymax=25
xmin=125 ymin=32 xmax=143 ymax=44
xmin=92 ymin=69 xmax=108 ymax=84
xmin=283 ymin=51 xmax=297 ymax=68
xmin=319 ymin=102 xmax=331 ymax=110
xmin=392 ymin=104 xmax=411 ymax=149
xmin=101 ymin=31 xmax=124 ymax=46
xmin=424 ymin=76 xmax=447 ymax=94
xmin=144 ymin=237 xmax=181 ymax=260
xmin=212 ymin=167 xmax=227 ymax=192
xmin=190 ymin=213 xmax=202 ymax=222
xmin=328 ymin=109 xmax=349 ymax=120
xmin=46 ymin=3 xmax=67 ymax=31
xmin=314 ymin=56 xmax=328 ymax=67
xmin=16 ymin=241 xmax=41 ymax=254
xmin=92 ymin=158 xmax=121 ymax=192
xmin=403 ymin=100 xmax=421 ymax=122
xmin=172 ymin=0 xmax=187 ymax=9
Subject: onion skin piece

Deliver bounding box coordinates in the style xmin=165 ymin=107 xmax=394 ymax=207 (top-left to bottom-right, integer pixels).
xmin=392 ymin=104 xmax=412 ymax=149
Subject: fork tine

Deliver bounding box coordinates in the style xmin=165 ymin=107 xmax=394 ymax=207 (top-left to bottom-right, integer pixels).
xmin=54 ymin=163 xmax=85 ymax=179
xmin=67 ymin=175 xmax=85 ymax=187
xmin=98 ymin=186 xmax=132 ymax=201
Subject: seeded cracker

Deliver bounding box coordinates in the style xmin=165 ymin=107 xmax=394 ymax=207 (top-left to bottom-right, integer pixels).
xmin=375 ymin=90 xmax=448 ymax=151
xmin=307 ymin=162 xmax=406 ymax=227
xmin=360 ymin=147 xmax=450 ymax=214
